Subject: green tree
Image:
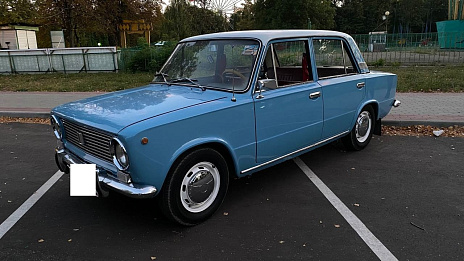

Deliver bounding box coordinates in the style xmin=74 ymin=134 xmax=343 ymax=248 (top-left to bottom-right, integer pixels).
xmin=362 ymin=0 xmax=391 ymax=32
xmin=34 ymin=0 xmax=163 ymax=47
xmin=392 ymin=0 xmax=447 ymax=33
xmin=332 ymin=0 xmax=448 ymax=34
xmin=0 ymin=1 xmax=9 ymax=24
xmin=231 ymin=0 xmax=255 ymax=30
xmin=0 ymin=0 xmax=37 ymax=24
xmin=35 ymin=0 xmax=99 ymax=47
xmin=252 ymin=0 xmax=335 ymax=30
xmin=163 ymin=0 xmax=227 ymax=40
xmin=334 ymin=0 xmax=366 ymax=33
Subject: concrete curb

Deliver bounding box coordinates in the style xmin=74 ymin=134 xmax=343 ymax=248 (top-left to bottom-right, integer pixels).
xmin=382 ymin=120 xmax=463 ymax=128
xmin=0 ymin=111 xmax=50 ymax=119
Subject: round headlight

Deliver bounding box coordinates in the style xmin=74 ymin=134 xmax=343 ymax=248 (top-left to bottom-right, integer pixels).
xmin=110 ymin=138 xmax=129 ymax=170
xmin=50 ymin=115 xmax=62 ymax=140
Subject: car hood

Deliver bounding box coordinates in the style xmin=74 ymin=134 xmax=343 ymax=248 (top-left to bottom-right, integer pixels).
xmin=52 ymin=84 xmax=227 ymax=134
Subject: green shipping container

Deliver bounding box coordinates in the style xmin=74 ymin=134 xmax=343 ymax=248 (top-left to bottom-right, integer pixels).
xmin=436 ymin=20 xmax=464 ymax=49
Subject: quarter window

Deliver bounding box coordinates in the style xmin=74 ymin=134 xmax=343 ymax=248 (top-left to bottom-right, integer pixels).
xmin=312 ymin=39 xmax=358 ymax=79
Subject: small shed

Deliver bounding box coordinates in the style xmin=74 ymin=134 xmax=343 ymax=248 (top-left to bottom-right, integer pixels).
xmin=368 ymin=31 xmax=387 ymax=52
xmin=0 ymin=24 xmax=39 ymax=50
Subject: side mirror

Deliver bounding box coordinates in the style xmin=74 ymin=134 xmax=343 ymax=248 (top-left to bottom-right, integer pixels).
xmin=256 ymin=79 xmax=278 ymax=99
xmin=258 ymin=79 xmax=278 ymax=90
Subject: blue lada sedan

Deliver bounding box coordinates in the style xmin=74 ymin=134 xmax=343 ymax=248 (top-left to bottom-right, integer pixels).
xmin=51 ymin=30 xmax=400 ymax=225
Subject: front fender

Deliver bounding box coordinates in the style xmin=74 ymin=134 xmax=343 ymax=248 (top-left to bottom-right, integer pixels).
xmin=168 ymin=137 xmax=240 ymax=177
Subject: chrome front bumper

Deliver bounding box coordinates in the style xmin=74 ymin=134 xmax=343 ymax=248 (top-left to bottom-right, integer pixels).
xmin=55 ymin=148 xmax=157 ymax=199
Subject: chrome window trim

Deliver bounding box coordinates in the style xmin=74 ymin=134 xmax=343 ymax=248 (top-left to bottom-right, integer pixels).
xmin=317 ymin=72 xmax=358 ymax=80
xmin=270 ymin=43 xmax=279 ymax=89
xmin=311 ymin=37 xmax=361 ymax=80
xmin=110 ymin=137 xmax=130 ymax=171
xmin=253 ymin=38 xmax=315 ymax=94
xmin=155 ymin=38 xmax=263 ymax=94
xmin=241 ymin=130 xmax=349 ymax=174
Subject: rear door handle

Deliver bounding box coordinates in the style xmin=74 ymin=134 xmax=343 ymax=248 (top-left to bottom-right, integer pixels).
xmin=309 ymin=91 xmax=321 ymax=99
xmin=357 ymin=82 xmax=365 ymax=89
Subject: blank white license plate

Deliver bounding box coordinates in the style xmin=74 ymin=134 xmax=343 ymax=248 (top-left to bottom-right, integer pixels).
xmin=70 ymin=164 xmax=96 ymax=196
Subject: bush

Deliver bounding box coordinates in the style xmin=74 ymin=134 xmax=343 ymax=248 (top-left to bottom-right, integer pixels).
xmin=124 ymin=40 xmax=176 ymax=73
xmin=370 ymin=58 xmax=386 ymax=67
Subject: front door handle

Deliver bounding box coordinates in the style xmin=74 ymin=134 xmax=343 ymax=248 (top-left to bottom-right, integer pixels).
xmin=357 ymin=82 xmax=365 ymax=89
xmin=309 ymin=91 xmax=321 ymax=99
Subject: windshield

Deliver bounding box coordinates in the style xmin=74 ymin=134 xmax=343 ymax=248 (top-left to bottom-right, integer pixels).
xmin=153 ymin=39 xmax=260 ymax=92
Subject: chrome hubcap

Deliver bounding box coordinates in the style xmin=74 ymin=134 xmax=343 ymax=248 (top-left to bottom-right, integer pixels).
xmin=180 ymin=162 xmax=220 ymax=213
xmin=356 ymin=111 xmax=371 ymax=143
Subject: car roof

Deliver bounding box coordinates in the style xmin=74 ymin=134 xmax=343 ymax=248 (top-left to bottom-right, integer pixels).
xmin=180 ymin=30 xmax=352 ymax=44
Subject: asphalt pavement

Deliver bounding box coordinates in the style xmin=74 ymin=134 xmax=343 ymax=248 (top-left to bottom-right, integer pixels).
xmin=0 ymin=123 xmax=463 ymax=260
xmin=2 ymin=81 xmax=464 ymax=259
xmin=1 ymin=91 xmax=463 ymax=126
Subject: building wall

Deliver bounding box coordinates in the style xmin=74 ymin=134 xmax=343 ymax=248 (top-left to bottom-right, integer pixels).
xmin=0 ymin=30 xmax=18 ymax=49
xmin=0 ymin=29 xmax=38 ymax=50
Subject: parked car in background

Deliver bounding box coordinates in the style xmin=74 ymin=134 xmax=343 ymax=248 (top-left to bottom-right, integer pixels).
xmin=154 ymin=41 xmax=166 ymax=46
xmin=51 ymin=30 xmax=400 ymax=225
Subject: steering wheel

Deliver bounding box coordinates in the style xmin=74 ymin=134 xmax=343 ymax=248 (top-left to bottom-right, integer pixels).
xmin=222 ymin=69 xmax=247 ymax=81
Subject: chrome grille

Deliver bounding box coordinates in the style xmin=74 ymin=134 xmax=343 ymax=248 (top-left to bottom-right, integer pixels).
xmin=62 ymin=119 xmax=113 ymax=162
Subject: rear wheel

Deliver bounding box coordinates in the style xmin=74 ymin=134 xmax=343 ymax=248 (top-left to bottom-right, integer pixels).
xmin=342 ymin=106 xmax=375 ymax=151
xmin=159 ymin=148 xmax=229 ymax=226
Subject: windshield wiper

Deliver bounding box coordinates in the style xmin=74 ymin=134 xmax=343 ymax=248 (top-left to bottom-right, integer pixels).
xmin=170 ymin=78 xmax=206 ymax=91
xmin=153 ymin=72 xmax=171 ymax=86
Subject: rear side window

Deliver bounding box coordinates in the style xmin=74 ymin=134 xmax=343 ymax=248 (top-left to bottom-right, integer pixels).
xmin=312 ymin=39 xmax=358 ymax=79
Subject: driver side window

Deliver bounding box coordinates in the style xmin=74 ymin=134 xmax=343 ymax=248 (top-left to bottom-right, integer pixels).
xmin=259 ymin=40 xmax=312 ymax=89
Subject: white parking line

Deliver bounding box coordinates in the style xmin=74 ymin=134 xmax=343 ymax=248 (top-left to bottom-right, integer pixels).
xmin=0 ymin=170 xmax=64 ymax=240
xmin=293 ymin=157 xmax=398 ymax=261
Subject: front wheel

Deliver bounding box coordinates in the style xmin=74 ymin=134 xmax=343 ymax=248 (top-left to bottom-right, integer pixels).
xmin=342 ymin=106 xmax=375 ymax=151
xmin=159 ymin=148 xmax=229 ymax=226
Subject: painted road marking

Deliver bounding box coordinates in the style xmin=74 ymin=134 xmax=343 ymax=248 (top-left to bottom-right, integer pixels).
xmin=0 ymin=170 xmax=64 ymax=240
xmin=293 ymin=157 xmax=398 ymax=261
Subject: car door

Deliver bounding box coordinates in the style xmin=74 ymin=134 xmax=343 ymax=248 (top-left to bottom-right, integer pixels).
xmin=253 ymin=39 xmax=323 ymax=163
xmin=312 ymin=38 xmax=366 ymax=139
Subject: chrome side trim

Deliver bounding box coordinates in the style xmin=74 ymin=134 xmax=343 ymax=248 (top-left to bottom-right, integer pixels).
xmin=241 ymin=131 xmax=350 ymax=174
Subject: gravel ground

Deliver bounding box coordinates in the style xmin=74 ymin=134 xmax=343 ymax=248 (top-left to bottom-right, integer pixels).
xmin=1 ymin=117 xmax=463 ymax=138
xmin=0 ymin=116 xmax=50 ymax=125
xmin=382 ymin=125 xmax=464 ymax=138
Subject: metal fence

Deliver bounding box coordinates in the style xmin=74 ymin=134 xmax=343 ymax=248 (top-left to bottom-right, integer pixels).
xmin=1 ymin=33 xmax=463 ymax=75
xmin=352 ymin=32 xmax=464 ymax=65
xmin=0 ymin=47 xmax=118 ymax=74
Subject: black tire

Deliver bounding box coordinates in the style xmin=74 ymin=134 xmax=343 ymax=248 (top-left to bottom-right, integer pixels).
xmin=159 ymin=148 xmax=229 ymax=226
xmin=342 ymin=106 xmax=375 ymax=151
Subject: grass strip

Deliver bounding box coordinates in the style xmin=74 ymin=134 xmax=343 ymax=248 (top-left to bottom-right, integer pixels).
xmin=0 ymin=72 xmax=153 ymax=92
xmin=378 ymin=66 xmax=464 ymax=92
